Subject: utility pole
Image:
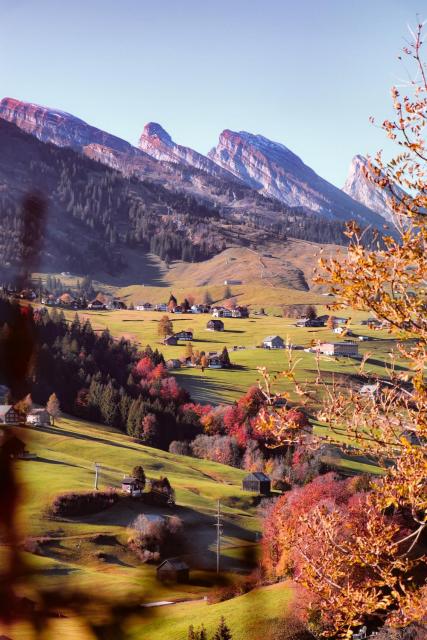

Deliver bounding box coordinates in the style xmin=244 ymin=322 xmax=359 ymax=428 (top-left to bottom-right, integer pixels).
xmin=214 ymin=499 xmax=223 ymax=575
xmin=94 ymin=462 xmax=100 ymax=490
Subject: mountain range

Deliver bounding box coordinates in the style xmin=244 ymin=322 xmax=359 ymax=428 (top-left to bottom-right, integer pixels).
xmin=0 ymin=97 xmax=394 ymax=280
xmin=0 ymin=98 xmax=391 ymax=225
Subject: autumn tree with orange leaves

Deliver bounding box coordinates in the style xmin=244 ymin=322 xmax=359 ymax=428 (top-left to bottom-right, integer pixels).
xmin=256 ymin=22 xmax=427 ymax=639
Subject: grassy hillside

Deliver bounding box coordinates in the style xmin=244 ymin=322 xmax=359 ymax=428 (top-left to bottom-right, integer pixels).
xmin=2 ymin=415 xmax=298 ymax=639
xmin=34 ymin=239 xmax=342 ymax=313
xmin=52 ymin=304 xmax=404 ymax=404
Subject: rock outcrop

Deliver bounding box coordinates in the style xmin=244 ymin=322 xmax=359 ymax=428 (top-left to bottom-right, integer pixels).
xmin=343 ymin=154 xmax=398 ymax=224
xmin=208 ymin=130 xmax=385 ymax=226
xmin=139 ymin=122 xmax=237 ymax=180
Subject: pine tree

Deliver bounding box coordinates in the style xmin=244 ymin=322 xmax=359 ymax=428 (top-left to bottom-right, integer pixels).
xmin=213 ymin=617 xmax=232 ymax=640
xmin=203 ymin=290 xmax=213 ymax=305
xmin=219 ymin=347 xmax=231 ymax=368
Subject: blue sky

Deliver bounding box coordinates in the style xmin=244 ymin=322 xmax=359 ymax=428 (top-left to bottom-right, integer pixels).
xmin=0 ymin=0 xmax=423 ymax=186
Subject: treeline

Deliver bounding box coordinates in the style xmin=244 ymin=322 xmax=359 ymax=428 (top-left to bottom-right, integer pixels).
xmin=0 ymin=297 xmax=202 ymax=448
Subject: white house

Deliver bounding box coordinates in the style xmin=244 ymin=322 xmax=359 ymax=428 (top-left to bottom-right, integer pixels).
xmin=318 ymin=342 xmax=359 ymax=357
xmin=26 ymin=408 xmax=51 ymax=426
xmin=263 ymin=336 xmax=285 ymax=349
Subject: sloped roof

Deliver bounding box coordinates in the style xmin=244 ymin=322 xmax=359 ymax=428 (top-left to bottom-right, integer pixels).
xmin=244 ymin=472 xmax=270 ymax=482
xmin=263 ymin=335 xmax=283 ymax=342
xmin=157 ymin=557 xmax=189 ymax=571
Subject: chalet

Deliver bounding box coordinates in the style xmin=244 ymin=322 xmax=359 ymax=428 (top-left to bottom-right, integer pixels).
xmin=206 ymin=319 xmax=224 ymax=332
xmin=318 ymin=342 xmax=359 ymax=357
xmin=207 ymin=354 xmax=222 ymax=369
xmin=155 ymin=303 xmax=168 ymax=312
xmin=57 ymin=293 xmax=75 ymax=307
xmin=166 ymin=359 xmax=181 ymax=370
xmin=242 ymin=472 xmax=271 ymax=496
xmin=108 ymin=299 xmax=127 ymax=310
xmin=212 ymin=307 xmax=232 ymax=318
xmin=163 ymin=335 xmax=178 ymax=346
xmin=174 ymin=330 xmax=193 ymax=341
xmin=263 ymin=335 xmax=285 ymax=349
xmin=26 ymin=408 xmax=50 ymax=426
xmin=88 ymin=299 xmax=106 ymax=310
xmin=231 ymin=306 xmax=249 ymax=318
xmin=156 ymin=558 xmax=189 ymax=583
xmin=173 ymin=305 xmax=183 ymax=313
xmin=0 ymin=405 xmax=22 ymax=426
xmin=121 ymin=476 xmax=143 ymax=497
xmin=296 ymin=318 xmax=325 ymax=328
xmin=136 ymin=302 xmax=153 ymax=311
xmin=190 ymin=304 xmax=202 ymax=314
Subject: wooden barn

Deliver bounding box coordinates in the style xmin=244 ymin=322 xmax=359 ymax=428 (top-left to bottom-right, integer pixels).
xmin=242 ymin=472 xmax=271 ymax=496
xmin=156 ymin=558 xmax=189 ymax=583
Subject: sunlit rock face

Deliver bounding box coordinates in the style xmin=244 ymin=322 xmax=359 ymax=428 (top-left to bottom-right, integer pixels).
xmin=139 ymin=122 xmax=237 ymax=180
xmin=343 ymin=154 xmax=397 ymax=224
xmin=208 ymin=129 xmax=385 ymax=226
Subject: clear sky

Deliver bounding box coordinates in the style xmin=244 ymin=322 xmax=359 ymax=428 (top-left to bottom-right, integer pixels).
xmin=0 ymin=0 xmax=423 ymax=186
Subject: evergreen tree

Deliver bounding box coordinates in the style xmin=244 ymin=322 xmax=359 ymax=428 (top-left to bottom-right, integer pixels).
xmin=203 ymin=290 xmax=213 ymax=305
xmin=213 ymin=617 xmax=232 ymax=640
xmin=219 ymin=347 xmax=231 ymax=368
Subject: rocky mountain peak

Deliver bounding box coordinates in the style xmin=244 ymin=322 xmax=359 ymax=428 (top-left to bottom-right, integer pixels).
xmin=343 ymin=154 xmax=396 ymax=223
xmin=141 ymin=122 xmax=173 ymax=146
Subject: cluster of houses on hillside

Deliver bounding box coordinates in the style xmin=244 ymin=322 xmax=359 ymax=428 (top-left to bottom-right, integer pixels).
xmin=0 ymin=405 xmax=51 ymax=426
xmin=136 ymin=301 xmax=250 ymax=318
xmin=41 ymin=293 xmax=127 ymax=311
xmin=261 ymin=335 xmax=359 ymax=358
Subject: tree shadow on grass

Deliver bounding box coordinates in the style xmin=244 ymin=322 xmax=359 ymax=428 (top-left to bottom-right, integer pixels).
xmin=32 ymin=424 xmax=140 ymax=455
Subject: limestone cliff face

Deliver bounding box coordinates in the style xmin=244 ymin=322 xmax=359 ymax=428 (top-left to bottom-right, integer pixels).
xmin=0 ymin=97 xmax=134 ymax=154
xmin=208 ymin=130 xmax=385 ymax=226
xmin=139 ymin=122 xmax=237 ymax=180
xmin=343 ymin=154 xmax=397 ymax=224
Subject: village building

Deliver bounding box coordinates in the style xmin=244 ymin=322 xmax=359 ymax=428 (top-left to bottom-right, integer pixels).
xmin=26 ymin=408 xmax=51 ymax=426
xmin=207 ymin=354 xmax=222 ymax=369
xmin=212 ymin=307 xmax=232 ymax=318
xmin=163 ymin=335 xmax=178 ymax=346
xmin=318 ymin=342 xmax=359 ymax=357
xmin=156 ymin=558 xmax=189 ymax=583
xmin=108 ymin=299 xmax=127 ymax=310
xmin=166 ymin=359 xmax=181 ymax=370
xmin=206 ymin=319 xmax=224 ymax=332
xmin=242 ymin=472 xmax=271 ymax=496
xmin=296 ymin=317 xmax=325 ymax=328
xmin=88 ymin=299 xmax=106 ymax=310
xmin=0 ymin=405 xmax=22 ymax=426
xmin=224 ymin=279 xmax=242 ymax=285
xmin=190 ymin=304 xmax=202 ymax=313
xmin=263 ymin=335 xmax=285 ymax=349
xmin=155 ymin=303 xmax=168 ymax=312
xmin=57 ymin=293 xmax=75 ymax=307
xmin=174 ymin=330 xmax=193 ymax=341
xmin=136 ymin=302 xmax=153 ymax=311
xmin=121 ymin=476 xmax=143 ymax=496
